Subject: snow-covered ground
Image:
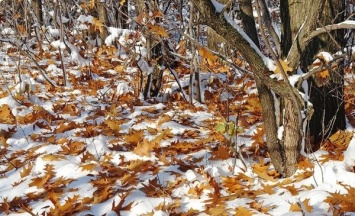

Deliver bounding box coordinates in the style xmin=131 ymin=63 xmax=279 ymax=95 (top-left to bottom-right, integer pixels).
xmin=1 ymin=45 xmax=355 ymax=215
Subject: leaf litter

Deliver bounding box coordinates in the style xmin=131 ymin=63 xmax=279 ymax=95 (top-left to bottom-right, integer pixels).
xmin=1 ymin=43 xmax=355 ymax=216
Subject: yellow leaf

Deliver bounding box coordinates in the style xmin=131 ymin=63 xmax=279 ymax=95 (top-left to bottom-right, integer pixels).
xmin=274 ymin=59 xmax=293 ymax=75
xmin=92 ymin=18 xmax=104 ymax=33
xmin=207 ymin=204 xmax=228 ymax=215
xmin=329 ymin=130 xmax=353 ymax=149
xmin=104 ymin=119 xmax=121 ymax=131
xmin=120 ymin=0 xmax=126 ymax=6
xmin=0 ymin=104 xmax=16 ymax=124
xmin=114 ymin=65 xmax=124 ymax=73
xmin=235 ymin=206 xmax=254 ymax=216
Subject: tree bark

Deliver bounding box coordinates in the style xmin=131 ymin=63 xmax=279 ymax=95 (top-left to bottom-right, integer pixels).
xmin=281 ymin=0 xmax=346 ymax=147
xmin=31 ymin=0 xmax=43 ymax=25
xmin=97 ymin=0 xmax=109 ymax=41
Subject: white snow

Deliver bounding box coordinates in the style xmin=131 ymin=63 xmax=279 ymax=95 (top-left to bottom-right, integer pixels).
xmin=344 ymin=136 xmax=355 ymax=171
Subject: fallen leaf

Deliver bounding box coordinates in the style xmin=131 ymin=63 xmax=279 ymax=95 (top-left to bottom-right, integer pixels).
xmin=198 ymin=46 xmax=218 ymax=65
xmin=133 ymin=139 xmax=154 ymax=157
xmin=210 ymin=145 xmax=230 ymax=160
xmin=235 ymin=206 xmax=254 ymax=216
xmin=0 ymin=104 xmax=16 ymax=124
xmin=274 ymin=59 xmax=293 ymax=75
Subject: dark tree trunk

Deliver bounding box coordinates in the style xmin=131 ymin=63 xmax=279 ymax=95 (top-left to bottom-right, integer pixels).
xmin=239 ymin=0 xmax=260 ymax=48
xmin=281 ymin=0 xmax=346 ymax=148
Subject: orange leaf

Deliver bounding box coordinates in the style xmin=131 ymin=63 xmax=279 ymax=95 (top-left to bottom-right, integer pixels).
xmin=125 ymin=129 xmax=144 ymax=145
xmin=249 ymin=201 xmax=271 ymax=214
xmin=210 ymin=145 xmax=230 ymax=160
xmin=295 ymin=157 xmax=314 ymax=170
xmin=112 ymin=189 xmax=135 ymax=213
xmin=80 ymin=163 xmax=99 ymax=172
xmin=198 ymin=46 xmax=218 ymax=65
xmin=316 ymin=69 xmax=329 ymax=78
xmin=147 ymin=23 xmax=168 ymax=37
xmin=252 ymin=159 xmax=277 ymax=182
xmin=284 ymin=185 xmax=300 ymax=195
xmin=104 ymin=119 xmax=121 ymax=132
xmin=222 ymin=177 xmax=243 ymax=193
xmin=29 ymin=174 xmax=51 ymax=188
xmin=289 ymin=199 xmax=313 ymax=213
xmin=235 ymin=206 xmax=254 ymax=216
xmin=251 ymin=127 xmax=265 ymax=145
xmin=261 ymin=183 xmax=275 ymax=194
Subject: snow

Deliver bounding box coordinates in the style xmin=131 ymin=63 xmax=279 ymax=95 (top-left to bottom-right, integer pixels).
xmin=50 ymin=40 xmax=66 ymax=50
xmin=185 ymin=169 xmax=197 ymax=182
xmin=344 ymin=135 xmax=355 ymax=171
xmin=210 ymin=0 xmax=224 ymax=13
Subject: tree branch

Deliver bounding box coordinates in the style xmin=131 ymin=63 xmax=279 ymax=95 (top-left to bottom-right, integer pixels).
xmin=304 ymin=20 xmax=355 ymax=44
xmin=190 ymin=0 xmax=295 ymax=99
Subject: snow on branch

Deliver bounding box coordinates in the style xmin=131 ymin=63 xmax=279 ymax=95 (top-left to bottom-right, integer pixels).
xmin=305 ymin=20 xmax=355 ymax=43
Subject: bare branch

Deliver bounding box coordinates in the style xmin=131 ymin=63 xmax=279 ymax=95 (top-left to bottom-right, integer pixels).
xmin=258 ymin=0 xmax=281 ymax=55
xmin=304 ymin=20 xmax=355 ymax=43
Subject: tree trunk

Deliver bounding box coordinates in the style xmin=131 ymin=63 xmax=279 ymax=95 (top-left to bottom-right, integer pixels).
xmin=31 ymin=0 xmax=43 ymax=25
xmin=238 ymin=0 xmax=290 ymax=175
xmin=192 ymin=0 xmax=300 ymax=177
xmin=193 ymin=0 xmax=351 ymax=177
xmin=97 ymin=0 xmax=109 ymax=41
xmin=239 ymin=0 xmax=260 ymax=48
xmin=281 ymin=0 xmax=346 ymax=148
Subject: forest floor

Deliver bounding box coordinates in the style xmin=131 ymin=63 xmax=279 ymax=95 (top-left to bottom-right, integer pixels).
xmin=1 ymin=43 xmax=355 ymax=216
